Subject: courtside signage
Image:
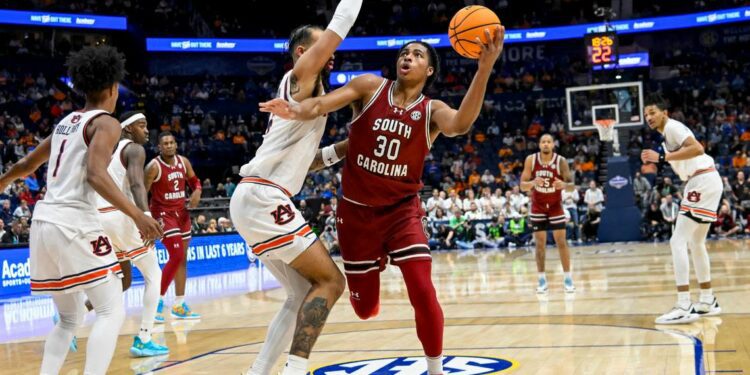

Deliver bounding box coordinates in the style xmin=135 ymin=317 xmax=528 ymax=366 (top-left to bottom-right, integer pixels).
xmin=310 ymin=355 xmax=517 ymax=374
xmin=0 ymin=9 xmax=127 ymax=30
xmin=146 ymin=6 xmax=750 ymax=52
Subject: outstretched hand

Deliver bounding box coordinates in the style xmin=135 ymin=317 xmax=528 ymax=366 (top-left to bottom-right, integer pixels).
xmin=553 ymin=178 xmax=566 ymax=190
xmin=476 ymin=25 xmax=506 ymax=69
xmin=259 ymin=98 xmax=297 ymax=120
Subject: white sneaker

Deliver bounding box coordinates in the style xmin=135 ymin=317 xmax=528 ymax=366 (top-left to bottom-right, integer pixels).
xmin=536 ymin=278 xmax=548 ymax=294
xmin=692 ymin=297 xmax=721 ymax=316
xmin=655 ymin=305 xmax=699 ymax=325
xmin=563 ymin=277 xmax=576 ymax=293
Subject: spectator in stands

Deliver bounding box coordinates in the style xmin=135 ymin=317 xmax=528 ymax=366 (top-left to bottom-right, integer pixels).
xmin=205 ymin=218 xmax=219 ymax=234
xmin=463 ymin=189 xmax=480 ymax=214
xmin=432 ymin=223 xmax=455 ymax=250
xmin=203 ymin=178 xmax=215 ymax=197
xmin=480 ymin=169 xmax=494 ymax=187
xmin=584 ymin=180 xmax=604 ymax=211
xmin=660 ymin=195 xmax=679 ymax=235
xmin=446 ymin=190 xmax=463 ymax=212
xmin=509 ymin=185 xmax=527 ymax=213
xmin=320 ymin=224 xmax=339 ymax=254
xmin=465 ymin=202 xmax=482 ymax=221
xmin=505 ymin=211 xmax=530 ymax=248
xmin=218 ymin=217 xmax=234 ymax=232
xmin=633 ymin=172 xmax=652 ymax=209
xmin=225 ymin=177 xmax=237 ymax=197
xmin=658 ymin=177 xmax=681 ymax=200
xmin=486 ymin=215 xmax=506 ymax=248
xmin=298 ymin=199 xmax=314 ymax=224
xmin=1 ymin=220 xmax=28 ymax=244
xmin=0 ymin=200 xmax=13 ymax=228
xmin=13 ymin=200 xmax=30 ymax=220
xmin=215 ymin=183 xmax=227 ymax=197
xmin=562 ymin=188 xmax=581 ymax=242
xmin=644 ymin=202 xmax=667 ymax=240
xmin=426 ymin=189 xmax=440 ymax=217
xmin=192 ymin=214 xmax=207 ymax=234
xmin=715 ymin=204 xmax=741 ymax=237
xmin=582 ymin=204 xmax=601 ymax=242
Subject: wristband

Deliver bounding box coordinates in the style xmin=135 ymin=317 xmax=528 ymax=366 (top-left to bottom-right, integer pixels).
xmin=658 ymin=152 xmax=666 ymax=164
xmin=327 ymin=0 xmax=362 ymax=39
xmin=322 ymin=144 xmax=341 ymax=167
xmin=188 ymin=175 xmax=202 ymax=190
xmin=144 ymin=211 xmax=152 ymax=217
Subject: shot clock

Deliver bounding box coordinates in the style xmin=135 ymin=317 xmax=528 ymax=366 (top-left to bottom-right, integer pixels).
xmin=585 ymin=32 xmax=618 ymax=67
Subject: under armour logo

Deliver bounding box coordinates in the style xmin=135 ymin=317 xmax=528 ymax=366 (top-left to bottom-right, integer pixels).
xmin=350 ymin=291 xmax=360 ymax=300
xmin=337 ymin=217 xmax=343 ymax=224
xmin=327 ymin=157 xmax=334 ymax=164
xmin=393 ymin=107 xmax=404 ymax=115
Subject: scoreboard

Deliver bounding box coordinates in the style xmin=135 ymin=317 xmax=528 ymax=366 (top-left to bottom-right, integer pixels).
xmin=585 ymin=32 xmax=618 ymax=67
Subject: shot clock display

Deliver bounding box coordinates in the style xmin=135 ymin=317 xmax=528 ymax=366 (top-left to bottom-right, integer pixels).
xmin=585 ymin=32 xmax=618 ymax=67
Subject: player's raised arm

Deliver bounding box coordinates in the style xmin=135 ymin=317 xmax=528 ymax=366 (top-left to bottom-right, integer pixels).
xmin=520 ymin=155 xmax=544 ymax=192
xmin=430 ymin=26 xmax=505 ymax=137
xmin=291 ymin=0 xmax=362 ymax=89
xmin=260 ymin=74 xmax=381 ymax=121
xmin=0 ymin=136 xmax=51 ymax=191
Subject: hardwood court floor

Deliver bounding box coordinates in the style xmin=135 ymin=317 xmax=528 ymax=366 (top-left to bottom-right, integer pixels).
xmin=2 ymin=239 xmax=750 ymax=374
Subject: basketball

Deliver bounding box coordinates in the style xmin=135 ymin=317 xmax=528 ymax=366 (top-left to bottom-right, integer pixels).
xmin=448 ymin=6 xmax=502 ymax=59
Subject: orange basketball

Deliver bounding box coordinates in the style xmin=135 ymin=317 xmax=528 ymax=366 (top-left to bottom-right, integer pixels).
xmin=448 ymin=6 xmax=501 ymax=59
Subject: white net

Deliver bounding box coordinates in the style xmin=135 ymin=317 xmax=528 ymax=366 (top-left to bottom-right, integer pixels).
xmin=595 ymin=119 xmax=616 ymax=142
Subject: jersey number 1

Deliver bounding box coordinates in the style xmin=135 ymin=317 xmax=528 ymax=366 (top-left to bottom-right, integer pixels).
xmin=52 ymin=139 xmax=68 ymax=178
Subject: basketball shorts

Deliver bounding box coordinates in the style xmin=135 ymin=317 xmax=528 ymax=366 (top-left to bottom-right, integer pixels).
xmin=30 ymin=220 xmax=122 ymax=295
xmin=680 ymin=169 xmax=721 ymax=223
xmin=337 ymin=195 xmax=431 ymax=276
xmin=98 ymin=207 xmax=151 ymax=261
xmin=230 ymin=178 xmax=316 ymax=264
xmin=153 ymin=207 xmax=192 ymax=241
xmin=530 ymin=201 xmax=566 ymax=231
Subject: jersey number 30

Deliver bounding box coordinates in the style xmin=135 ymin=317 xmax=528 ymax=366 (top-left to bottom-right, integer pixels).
xmin=373 ymin=135 xmax=401 ymax=160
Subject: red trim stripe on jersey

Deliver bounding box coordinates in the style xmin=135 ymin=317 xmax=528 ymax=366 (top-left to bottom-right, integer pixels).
xmin=239 ymin=176 xmax=292 ymax=197
xmin=82 ymin=112 xmax=109 ymax=147
xmin=680 ymin=206 xmax=717 ymax=218
xmin=126 ymin=246 xmax=149 ymax=260
xmin=251 ymin=225 xmax=313 ymax=256
xmin=31 ymin=262 xmax=122 ymax=292
xmin=98 ymin=206 xmax=118 ymax=213
xmin=688 ymin=167 xmax=717 ymax=180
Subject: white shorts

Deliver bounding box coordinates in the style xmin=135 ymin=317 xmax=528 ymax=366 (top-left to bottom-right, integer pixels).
xmin=680 ymin=170 xmax=722 ymax=223
xmin=229 ymin=178 xmax=316 ymax=264
xmin=98 ymin=207 xmax=151 ymax=261
xmin=30 ymin=220 xmax=122 ymax=295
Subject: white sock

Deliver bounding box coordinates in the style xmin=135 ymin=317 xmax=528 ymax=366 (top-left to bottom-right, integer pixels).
xmin=175 ymin=296 xmax=185 ymax=306
xmin=700 ymin=288 xmax=714 ymax=303
xmin=538 ymin=272 xmax=546 ymax=281
xmin=41 ymin=293 xmax=86 ymax=374
xmin=427 ymin=355 xmax=443 ymax=375
xmin=677 ymin=291 xmax=691 ymax=309
xmin=134 ymin=251 xmax=161 ymax=341
xmin=281 ymin=355 xmax=308 ymax=375
xmin=251 ymin=259 xmax=311 ymax=375
xmin=83 ymin=275 xmax=126 ymax=374
xmin=564 ymin=272 xmax=572 ymax=280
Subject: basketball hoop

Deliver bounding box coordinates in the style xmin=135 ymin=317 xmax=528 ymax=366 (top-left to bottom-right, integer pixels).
xmin=595 ymin=119 xmax=616 ymax=142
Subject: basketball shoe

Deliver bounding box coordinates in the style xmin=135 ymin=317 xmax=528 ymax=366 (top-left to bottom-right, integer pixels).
xmin=130 ymin=336 xmax=170 ymax=357
xmin=536 ymin=277 xmax=548 ymax=294
xmin=692 ymin=296 xmax=721 ymax=316
xmin=563 ymin=276 xmax=576 ymax=293
xmin=655 ymin=304 xmax=699 ymax=324
xmin=171 ymin=302 xmax=201 ymax=319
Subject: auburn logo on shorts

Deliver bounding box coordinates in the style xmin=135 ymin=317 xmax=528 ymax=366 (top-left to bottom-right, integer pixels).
xmin=687 ymin=191 xmax=702 ymax=203
xmin=271 ymin=204 xmax=296 ymax=225
xmin=90 ymin=236 xmax=113 ymax=256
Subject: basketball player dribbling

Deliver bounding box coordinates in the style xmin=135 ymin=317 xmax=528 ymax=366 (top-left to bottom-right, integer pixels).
xmin=0 ymin=46 xmax=162 ymax=374
xmin=520 ymin=134 xmax=576 ymax=294
xmin=641 ymin=94 xmax=721 ymax=324
xmin=94 ymin=111 xmax=169 ymax=356
xmin=230 ymin=1 xmax=362 ymax=374
xmin=145 ymin=131 xmax=202 ymax=321
xmin=261 ymin=26 xmax=505 ymax=375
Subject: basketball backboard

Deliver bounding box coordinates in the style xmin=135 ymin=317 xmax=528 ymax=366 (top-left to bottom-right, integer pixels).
xmin=565 ymin=81 xmax=644 ymax=131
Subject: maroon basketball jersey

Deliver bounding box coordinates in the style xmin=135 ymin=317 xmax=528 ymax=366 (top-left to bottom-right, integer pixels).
xmin=342 ymin=79 xmax=431 ymax=207
xmin=530 ymin=152 xmax=564 ymax=206
xmin=149 ymin=155 xmax=188 ymax=212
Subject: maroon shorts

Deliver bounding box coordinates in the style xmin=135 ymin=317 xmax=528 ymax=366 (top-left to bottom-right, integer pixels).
xmin=337 ymin=195 xmax=431 ymax=276
xmin=153 ymin=208 xmax=192 ymax=240
xmin=530 ymin=200 xmax=566 ymax=231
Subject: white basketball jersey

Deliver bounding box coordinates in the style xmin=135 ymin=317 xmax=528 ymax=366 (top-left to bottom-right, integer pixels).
xmin=95 ymin=139 xmax=134 ymax=209
xmin=34 ymin=109 xmax=109 ymax=227
xmin=239 ymin=70 xmax=327 ymax=195
xmin=661 ymin=118 xmax=715 ymax=181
